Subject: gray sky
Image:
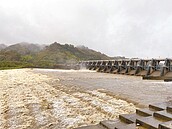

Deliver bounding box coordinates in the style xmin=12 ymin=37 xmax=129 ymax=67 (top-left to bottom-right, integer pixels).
xmin=0 ymin=0 xmax=172 ymax=58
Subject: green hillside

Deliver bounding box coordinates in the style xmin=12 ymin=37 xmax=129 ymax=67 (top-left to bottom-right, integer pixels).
xmin=35 ymin=42 xmax=111 ymax=63
xmin=0 ymin=42 xmax=112 ymax=69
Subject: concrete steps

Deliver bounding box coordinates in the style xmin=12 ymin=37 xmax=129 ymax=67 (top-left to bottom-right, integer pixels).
xmin=115 ymin=123 xmax=136 ymax=129
xmin=154 ymin=110 xmax=172 ymax=121
xmin=136 ymin=108 xmax=154 ymax=116
xmin=159 ymin=121 xmax=172 ymax=129
xmin=167 ymin=106 xmax=172 ymax=113
xmin=149 ymin=102 xmax=172 ymax=111
xmin=100 ymin=120 xmax=128 ymax=129
xmin=76 ymin=124 xmax=105 ymax=129
xmin=119 ymin=113 xmax=144 ymax=124
xmin=136 ymin=116 xmax=166 ymax=129
xmin=75 ymin=102 xmax=172 ymax=129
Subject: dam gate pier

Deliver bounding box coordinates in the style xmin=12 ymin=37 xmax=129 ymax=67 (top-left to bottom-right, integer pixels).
xmin=78 ymin=58 xmax=172 ymax=81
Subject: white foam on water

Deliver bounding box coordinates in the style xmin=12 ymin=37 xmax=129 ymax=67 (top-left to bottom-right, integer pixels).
xmin=149 ymin=81 xmax=172 ymax=85
xmin=33 ymin=68 xmax=95 ymax=73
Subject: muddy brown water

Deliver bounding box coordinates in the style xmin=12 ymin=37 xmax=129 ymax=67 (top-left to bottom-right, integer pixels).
xmin=0 ymin=69 xmax=138 ymax=129
xmin=34 ymin=69 xmax=172 ymax=107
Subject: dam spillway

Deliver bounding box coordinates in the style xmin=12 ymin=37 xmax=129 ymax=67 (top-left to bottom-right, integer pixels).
xmin=75 ymin=59 xmax=172 ymax=128
xmin=78 ymin=58 xmax=172 ymax=81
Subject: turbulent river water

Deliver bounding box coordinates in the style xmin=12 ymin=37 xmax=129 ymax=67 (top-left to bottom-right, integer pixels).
xmin=0 ymin=69 xmax=137 ymax=129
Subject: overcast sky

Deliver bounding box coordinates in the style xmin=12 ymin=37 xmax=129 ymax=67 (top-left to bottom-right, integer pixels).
xmin=0 ymin=0 xmax=172 ymax=58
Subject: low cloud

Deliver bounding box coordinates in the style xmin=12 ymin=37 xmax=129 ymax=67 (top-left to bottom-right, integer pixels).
xmin=0 ymin=0 xmax=172 ymax=58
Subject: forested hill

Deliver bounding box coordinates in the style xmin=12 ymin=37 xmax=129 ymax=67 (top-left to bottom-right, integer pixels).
xmin=0 ymin=42 xmax=112 ymax=69
xmin=35 ymin=42 xmax=111 ymax=64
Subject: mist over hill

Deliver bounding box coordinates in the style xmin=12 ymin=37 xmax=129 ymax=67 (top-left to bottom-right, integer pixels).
xmin=3 ymin=42 xmax=45 ymax=55
xmin=0 ymin=44 xmax=7 ymax=50
xmin=0 ymin=42 xmax=114 ymax=69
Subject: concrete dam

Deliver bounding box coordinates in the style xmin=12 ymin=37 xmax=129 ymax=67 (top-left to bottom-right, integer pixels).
xmin=76 ymin=59 xmax=172 ymax=128
xmin=78 ymin=58 xmax=172 ymax=81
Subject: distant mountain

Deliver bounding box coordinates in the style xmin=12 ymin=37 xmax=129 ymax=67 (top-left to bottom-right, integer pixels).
xmin=0 ymin=42 xmax=114 ymax=69
xmin=0 ymin=44 xmax=7 ymax=50
xmin=3 ymin=42 xmax=45 ymax=55
xmin=35 ymin=42 xmax=111 ymax=64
